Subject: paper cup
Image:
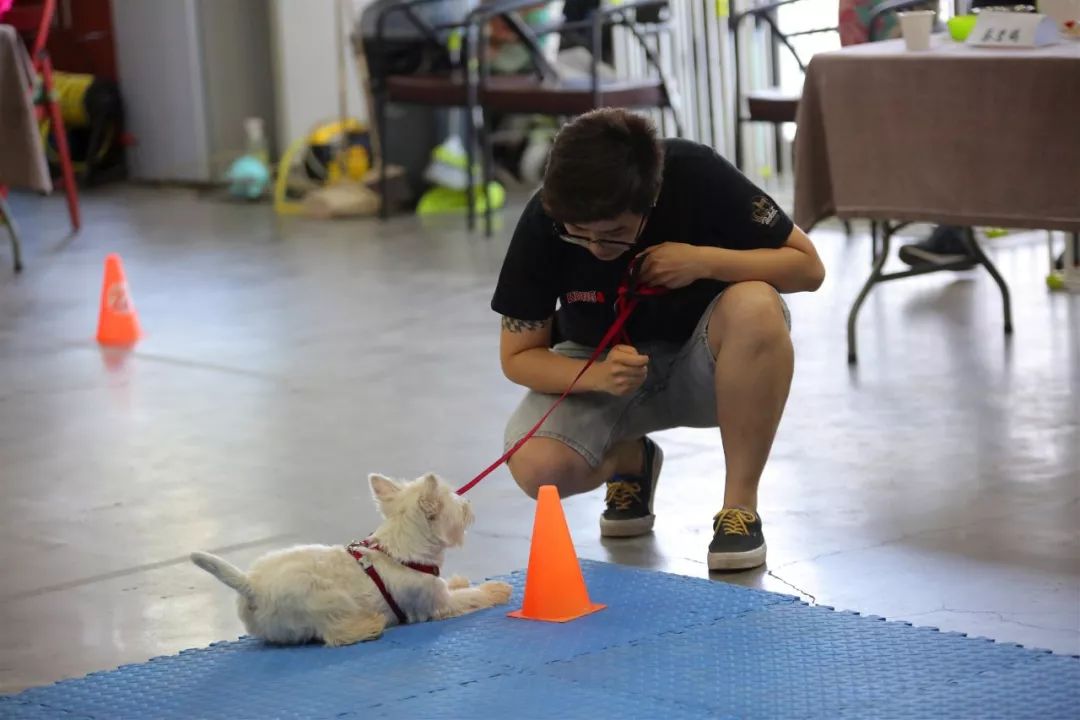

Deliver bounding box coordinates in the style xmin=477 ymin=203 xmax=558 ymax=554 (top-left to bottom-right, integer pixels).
xmin=899 ymin=10 xmax=935 ymax=51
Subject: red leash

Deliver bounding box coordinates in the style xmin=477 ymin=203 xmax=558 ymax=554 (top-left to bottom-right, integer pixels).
xmin=456 ymin=265 xmax=666 ymax=496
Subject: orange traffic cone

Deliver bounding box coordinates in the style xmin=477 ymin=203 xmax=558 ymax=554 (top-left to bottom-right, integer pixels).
xmin=508 ymin=485 xmax=606 ymax=623
xmin=96 ymin=254 xmax=142 ymax=346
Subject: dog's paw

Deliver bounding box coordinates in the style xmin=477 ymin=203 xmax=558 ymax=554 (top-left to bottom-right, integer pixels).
xmin=447 ymin=575 xmax=470 ymax=590
xmin=480 ymin=581 xmax=513 ymax=606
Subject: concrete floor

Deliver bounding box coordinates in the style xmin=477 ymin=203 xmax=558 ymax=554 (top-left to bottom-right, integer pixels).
xmin=1 ymin=186 xmax=1078 ymax=694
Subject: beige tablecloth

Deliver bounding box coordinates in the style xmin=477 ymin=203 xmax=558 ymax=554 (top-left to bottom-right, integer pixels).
xmin=794 ymin=36 xmax=1080 ymax=233
xmin=0 ymin=25 xmax=51 ymax=193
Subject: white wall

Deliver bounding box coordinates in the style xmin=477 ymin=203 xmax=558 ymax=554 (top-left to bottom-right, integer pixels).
xmin=111 ymin=0 xmax=210 ymax=181
xmin=270 ymin=0 xmax=370 ymax=151
xmin=112 ymin=0 xmax=276 ymax=182
xmin=197 ymin=0 xmax=277 ymax=177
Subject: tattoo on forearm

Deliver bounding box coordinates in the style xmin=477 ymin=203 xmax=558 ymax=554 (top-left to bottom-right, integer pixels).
xmin=501 ymin=316 xmax=549 ymax=333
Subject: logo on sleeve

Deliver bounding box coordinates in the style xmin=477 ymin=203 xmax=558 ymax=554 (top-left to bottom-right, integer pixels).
xmin=564 ymin=290 xmax=606 ymax=304
xmin=751 ymin=196 xmax=780 ymax=227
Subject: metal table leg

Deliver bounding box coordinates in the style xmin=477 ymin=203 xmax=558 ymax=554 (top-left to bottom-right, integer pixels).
xmin=847 ymin=222 xmax=894 ymax=364
xmin=0 ymin=193 xmax=24 ymax=273
xmin=847 ymin=222 xmax=1017 ymax=365
xmin=963 ymin=227 xmax=1013 ymax=335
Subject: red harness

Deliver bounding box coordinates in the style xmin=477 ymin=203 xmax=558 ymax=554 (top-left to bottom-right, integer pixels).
xmin=346 ymin=538 xmax=440 ymax=624
xmin=455 ymin=258 xmax=667 ymax=496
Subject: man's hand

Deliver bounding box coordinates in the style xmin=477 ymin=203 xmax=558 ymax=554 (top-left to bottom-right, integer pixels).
xmin=590 ymin=345 xmax=649 ymax=396
xmin=639 ymin=243 xmax=706 ymax=289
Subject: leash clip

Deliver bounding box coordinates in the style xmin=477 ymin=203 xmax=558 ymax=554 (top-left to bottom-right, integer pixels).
xmin=622 ymin=253 xmax=667 ymax=301
xmin=347 ymin=541 xmax=375 ymax=570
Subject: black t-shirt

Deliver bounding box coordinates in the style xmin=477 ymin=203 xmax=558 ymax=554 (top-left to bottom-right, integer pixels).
xmin=491 ymin=139 xmax=794 ymax=347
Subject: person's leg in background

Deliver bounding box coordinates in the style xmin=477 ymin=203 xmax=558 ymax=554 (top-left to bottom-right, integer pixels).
xmin=899 ymin=225 xmax=978 ymax=269
xmin=900 ymin=226 xmax=1067 ymax=271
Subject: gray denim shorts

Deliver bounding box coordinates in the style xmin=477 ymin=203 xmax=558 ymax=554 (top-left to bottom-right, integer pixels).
xmin=504 ymin=289 xmax=791 ymax=467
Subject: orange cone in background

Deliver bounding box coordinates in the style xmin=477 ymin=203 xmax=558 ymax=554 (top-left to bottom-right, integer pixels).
xmin=508 ymin=485 xmax=606 ymax=623
xmin=96 ymin=254 xmax=142 ymax=346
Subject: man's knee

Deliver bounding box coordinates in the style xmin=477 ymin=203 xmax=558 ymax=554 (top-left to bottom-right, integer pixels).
xmin=708 ymin=281 xmax=790 ymax=354
xmin=507 ymin=439 xmax=592 ymax=499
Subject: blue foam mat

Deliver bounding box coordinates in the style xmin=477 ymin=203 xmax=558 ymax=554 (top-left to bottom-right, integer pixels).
xmin=3 ymin=561 xmax=1077 ymax=719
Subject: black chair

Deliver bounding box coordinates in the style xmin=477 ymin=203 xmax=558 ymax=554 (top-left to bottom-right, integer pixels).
xmin=360 ymin=0 xmax=683 ymax=237
xmin=357 ymin=0 xmax=468 ymax=219
xmin=472 ymin=0 xmax=683 ymax=235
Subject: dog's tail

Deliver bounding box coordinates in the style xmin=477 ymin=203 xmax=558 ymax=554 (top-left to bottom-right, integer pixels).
xmin=191 ymin=552 xmax=254 ymax=601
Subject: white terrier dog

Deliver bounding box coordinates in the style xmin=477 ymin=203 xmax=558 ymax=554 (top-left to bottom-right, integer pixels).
xmin=191 ymin=473 xmax=512 ymax=647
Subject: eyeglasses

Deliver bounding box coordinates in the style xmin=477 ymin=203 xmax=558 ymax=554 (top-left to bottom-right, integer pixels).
xmin=554 ymin=212 xmax=649 ymax=250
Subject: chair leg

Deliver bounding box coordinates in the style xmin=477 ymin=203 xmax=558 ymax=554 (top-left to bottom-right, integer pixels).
xmin=773 ymin=123 xmax=784 ymax=175
xmin=668 ymin=105 xmax=684 ymax=139
xmin=734 ymin=117 xmax=744 ymax=171
xmin=464 ymin=107 xmax=476 ymax=233
xmin=41 ymin=56 xmax=80 ymax=232
xmin=629 ymin=26 xmax=682 ymax=138
xmin=376 ymin=94 xmax=390 ymax=220
xmin=732 ymin=28 xmax=744 ymax=170
xmin=0 ymin=189 xmax=24 ymax=273
xmin=480 ymin=114 xmax=495 ymax=238
xmin=963 ymin=227 xmax=1013 ymax=336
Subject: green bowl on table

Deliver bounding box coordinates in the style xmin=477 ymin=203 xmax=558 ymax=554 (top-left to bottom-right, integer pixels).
xmin=947 ymin=14 xmax=977 ymax=41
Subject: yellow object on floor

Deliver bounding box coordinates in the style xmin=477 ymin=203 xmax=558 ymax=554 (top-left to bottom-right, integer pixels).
xmin=416 ymin=182 xmax=506 ymax=216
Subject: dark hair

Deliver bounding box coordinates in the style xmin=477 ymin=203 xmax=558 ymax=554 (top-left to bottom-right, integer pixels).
xmin=541 ymin=108 xmax=664 ymax=224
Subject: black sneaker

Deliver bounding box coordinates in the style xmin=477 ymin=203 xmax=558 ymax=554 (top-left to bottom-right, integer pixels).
xmin=898 ymin=225 xmax=978 ymax=270
xmin=707 ymin=508 xmax=767 ymax=571
xmin=599 ymin=437 xmax=663 ymax=538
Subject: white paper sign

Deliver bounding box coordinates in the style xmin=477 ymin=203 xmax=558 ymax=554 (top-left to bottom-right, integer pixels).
xmin=967 ymin=11 xmax=1062 ymax=47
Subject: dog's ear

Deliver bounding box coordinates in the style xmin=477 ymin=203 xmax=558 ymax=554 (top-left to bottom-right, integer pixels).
xmin=369 ymin=474 xmax=402 ymax=510
xmin=418 ymin=474 xmax=442 ymax=519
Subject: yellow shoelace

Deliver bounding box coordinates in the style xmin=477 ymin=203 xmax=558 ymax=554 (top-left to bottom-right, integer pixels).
xmin=605 ymin=481 xmax=643 ymax=511
xmin=713 ymin=508 xmax=758 ymax=536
